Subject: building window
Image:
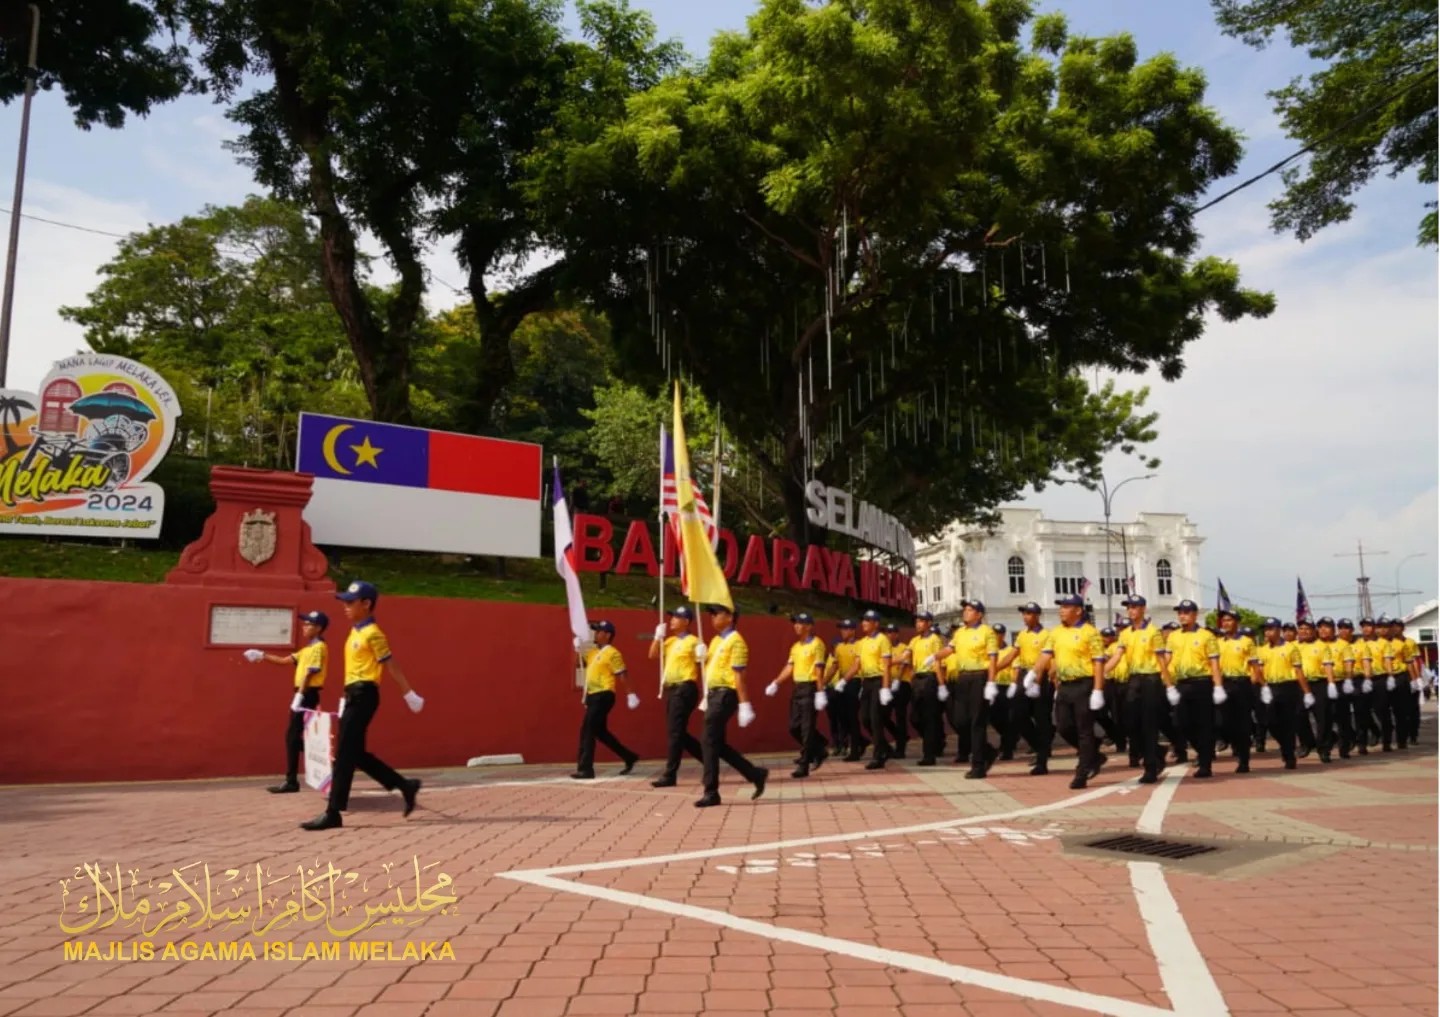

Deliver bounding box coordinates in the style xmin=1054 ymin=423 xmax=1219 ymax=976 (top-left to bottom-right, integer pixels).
xmin=929 ymin=567 xmax=943 ymax=605
xmin=1054 ymin=559 xmax=1085 ymax=596
xmin=955 ymin=555 xmax=969 ymax=603
xmin=1098 ymin=560 xmax=1127 ymax=596
xmin=1156 ymin=559 xmax=1173 ymax=597
xmin=1007 ymin=556 xmax=1025 ymax=595
xmin=1420 ymin=628 xmax=1435 ymax=643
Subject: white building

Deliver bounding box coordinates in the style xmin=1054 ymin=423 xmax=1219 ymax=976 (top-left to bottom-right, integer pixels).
xmin=1403 ymin=599 xmax=1437 ymax=664
xmin=914 ymin=507 xmax=1204 ymax=626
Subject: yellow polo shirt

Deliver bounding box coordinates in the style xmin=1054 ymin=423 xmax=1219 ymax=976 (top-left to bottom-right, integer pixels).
xmin=826 ymin=640 xmax=859 ymax=687
xmin=584 ymin=644 xmax=626 ymax=694
xmin=291 ymin=640 xmax=327 ymax=690
xmin=705 ymin=629 xmax=748 ymax=690
xmin=1296 ymin=640 xmax=1334 ymax=680
xmin=1218 ymin=635 xmax=1256 ymax=678
xmin=906 ymin=632 xmax=945 ymax=675
xmin=344 ymin=621 xmax=391 ymax=685
xmin=1369 ymin=638 xmax=1395 ymax=674
xmin=1255 ymin=642 xmax=1302 ymax=683
xmin=1165 ymin=627 xmax=1219 ymax=679
xmin=1045 ymin=623 xmax=1105 ymax=681
xmin=1326 ymin=639 xmax=1356 ymax=678
xmin=1108 ymin=644 xmax=1130 ymax=681
xmin=1119 ymin=622 xmax=1165 ymax=675
xmin=788 ymin=637 xmax=827 ymax=685
xmin=1012 ymin=627 xmax=1048 ymax=673
xmin=855 ymin=633 xmax=892 ymax=678
xmin=662 ymin=634 xmax=700 ymax=685
xmin=949 ymin=623 xmax=999 ymax=672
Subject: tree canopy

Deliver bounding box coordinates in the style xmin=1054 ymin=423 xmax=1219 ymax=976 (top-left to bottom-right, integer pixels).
xmin=1212 ymin=0 xmax=1439 ymax=245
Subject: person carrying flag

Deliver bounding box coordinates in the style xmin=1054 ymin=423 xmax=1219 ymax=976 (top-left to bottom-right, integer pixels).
xmin=244 ymin=609 xmax=330 ymax=795
xmin=696 ymin=604 xmax=768 ymax=807
xmin=647 ymin=606 xmax=706 ymax=787
xmin=765 ymin=612 xmax=830 ymax=778
xmin=573 ymin=620 xmax=641 ymax=780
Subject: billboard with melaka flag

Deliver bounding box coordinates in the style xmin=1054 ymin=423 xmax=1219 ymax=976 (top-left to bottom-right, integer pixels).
xmin=296 ymin=412 xmax=541 ymax=557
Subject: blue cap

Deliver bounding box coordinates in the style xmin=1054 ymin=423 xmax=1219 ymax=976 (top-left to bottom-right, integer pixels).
xmin=1055 ymin=594 xmax=1084 ymax=607
xmin=298 ymin=610 xmax=329 ymax=629
xmin=790 ymin=612 xmax=815 ymax=625
xmin=1317 ymin=616 xmax=1335 ymax=627
xmin=962 ymin=599 xmax=986 ymax=613
xmin=883 ymin=622 xmax=900 ymax=633
xmin=1162 ymin=621 xmax=1180 ymax=631
xmin=667 ymin=605 xmax=695 ymax=620
xmin=838 ymin=618 xmax=857 ymax=629
xmin=703 ymin=603 xmax=736 ymax=617
xmin=1337 ymin=618 xmax=1354 ymax=628
xmin=1175 ymin=599 xmax=1199 ymax=612
xmin=1122 ymin=594 xmax=1148 ymax=607
xmin=1018 ymin=601 xmax=1043 ymax=614
xmin=1239 ymin=626 xmax=1255 ymax=638
xmin=1263 ymin=617 xmax=1282 ymax=629
xmin=1100 ymin=627 xmax=1116 ymax=638
xmin=915 ymin=610 xmax=934 ymax=622
xmin=1376 ymin=614 xmax=1393 ymax=624
xmin=861 ymin=609 xmax=882 ymax=622
xmin=1359 ymin=616 xmax=1375 ymax=626
xmin=992 ymin=622 xmax=1007 ymax=635
xmin=589 ymin=620 xmax=616 ymax=635
xmin=1217 ymin=607 xmax=1238 ymax=619
xmin=337 ymin=580 xmax=378 ymax=604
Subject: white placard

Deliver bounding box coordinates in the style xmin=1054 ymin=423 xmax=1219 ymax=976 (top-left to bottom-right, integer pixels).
xmin=208 ymin=605 xmax=294 ymax=646
xmin=303 ymin=711 xmax=333 ymax=792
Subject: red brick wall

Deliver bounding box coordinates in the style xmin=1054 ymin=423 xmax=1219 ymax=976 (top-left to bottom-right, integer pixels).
xmin=0 ymin=578 xmax=810 ymax=784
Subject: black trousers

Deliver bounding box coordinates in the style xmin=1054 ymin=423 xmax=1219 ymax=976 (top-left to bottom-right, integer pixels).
xmin=1174 ymin=679 xmax=1217 ymax=770
xmin=910 ymin=673 xmax=945 ymax=762
xmin=1053 ymin=681 xmax=1100 ymax=776
xmin=948 ymin=671 xmax=990 ymax=766
xmin=887 ymin=680 xmax=913 ymax=755
xmin=701 ymin=687 xmax=764 ymax=794
xmin=327 ymin=682 xmax=406 ymax=814
xmin=1350 ymin=681 xmax=1378 ymax=748
xmin=858 ymin=677 xmax=890 ymax=762
xmin=824 ymin=682 xmax=850 ymax=753
xmin=578 ymin=690 xmax=635 ymax=772
xmin=1126 ymin=674 xmax=1165 ymax=773
xmin=1007 ymin=680 xmax=1055 ymax=764
xmin=1101 ymin=680 xmax=1126 ymax=751
xmin=659 ymin=681 xmax=704 ymax=779
xmin=990 ymin=686 xmax=1018 ymax=754
xmin=285 ymin=686 xmax=321 ymax=783
xmin=1378 ymin=675 xmax=1411 ymax=748
xmin=1265 ymin=682 xmax=1303 ymax=763
xmin=788 ymin=683 xmax=828 ymax=769
xmin=1306 ymin=682 xmax=1343 ymax=756
xmin=841 ymin=679 xmax=867 ymax=757
xmin=1220 ymin=677 xmax=1253 ymax=766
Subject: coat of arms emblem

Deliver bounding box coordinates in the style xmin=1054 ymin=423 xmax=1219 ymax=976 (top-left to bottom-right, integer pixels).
xmin=239 ymin=508 xmax=278 ymax=567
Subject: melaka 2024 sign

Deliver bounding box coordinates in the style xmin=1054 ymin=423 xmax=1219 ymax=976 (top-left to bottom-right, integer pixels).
xmin=0 ymin=354 xmax=181 ymax=538
xmin=572 ymin=514 xmax=917 ymax=612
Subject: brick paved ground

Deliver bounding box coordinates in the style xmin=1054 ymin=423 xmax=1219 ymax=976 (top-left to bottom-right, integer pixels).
xmin=1 ymin=709 xmax=1435 ymax=1017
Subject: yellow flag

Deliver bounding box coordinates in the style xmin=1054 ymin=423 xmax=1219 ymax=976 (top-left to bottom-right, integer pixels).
xmin=673 ymin=382 xmax=733 ymax=610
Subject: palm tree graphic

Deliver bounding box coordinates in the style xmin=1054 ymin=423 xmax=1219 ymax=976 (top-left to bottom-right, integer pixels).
xmin=0 ymin=396 xmax=34 ymax=458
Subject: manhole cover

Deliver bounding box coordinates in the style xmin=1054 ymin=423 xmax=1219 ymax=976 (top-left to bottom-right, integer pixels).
xmin=1084 ymin=834 xmax=1218 ymax=860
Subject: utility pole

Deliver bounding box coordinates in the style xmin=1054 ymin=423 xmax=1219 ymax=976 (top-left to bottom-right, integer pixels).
xmin=1335 ymin=540 xmax=1387 ymax=621
xmin=0 ymin=3 xmax=41 ymax=388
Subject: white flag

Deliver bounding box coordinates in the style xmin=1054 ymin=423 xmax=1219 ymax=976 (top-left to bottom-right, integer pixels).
xmin=552 ymin=462 xmax=590 ymax=644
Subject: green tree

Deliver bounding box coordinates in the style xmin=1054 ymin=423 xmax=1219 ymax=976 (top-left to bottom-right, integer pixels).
xmin=1212 ymin=0 xmax=1439 ymax=245
xmin=537 ymin=0 xmax=1273 ymax=540
xmin=0 ymin=1 xmax=192 ymax=129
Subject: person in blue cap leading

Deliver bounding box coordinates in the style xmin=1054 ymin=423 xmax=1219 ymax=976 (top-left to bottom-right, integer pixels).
xmin=573 ymin=620 xmax=641 ymax=780
xmin=765 ymin=612 xmax=830 ymax=778
xmin=244 ymin=609 xmax=330 ymax=794
xmin=300 ymin=580 xmax=424 ymax=831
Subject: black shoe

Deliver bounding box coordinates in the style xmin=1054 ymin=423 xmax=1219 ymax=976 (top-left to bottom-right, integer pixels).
xmin=620 ymin=756 xmax=638 ymax=776
xmin=1215 ymin=740 xmax=1229 ymax=754
xmin=1255 ymin=745 xmax=1268 ymax=753
xmin=1068 ymin=775 xmax=1087 ymax=790
xmin=651 ymin=776 xmax=677 ymax=788
xmin=794 ymin=754 xmax=807 ymax=765
xmin=963 ymin=768 xmax=985 ymax=780
xmin=791 ymin=767 xmax=809 ymax=779
xmin=694 ymin=793 xmax=721 ymax=808
xmin=401 ymin=778 xmax=421 ymax=817
xmin=917 ymin=758 xmax=937 ymax=767
xmin=267 ymin=782 xmax=301 ymax=794
xmin=812 ymin=748 xmax=829 ymax=771
xmin=984 ymin=743 xmax=999 ymax=768
xmin=1299 ymin=747 xmax=1313 ymax=759
xmin=1358 ymin=746 xmax=1369 ymax=755
xmin=1235 ymin=763 xmax=1250 ymax=774
xmin=751 ymin=768 xmax=768 ymax=800
xmin=570 ymin=770 xmax=595 ymax=780
xmin=1030 ymin=763 xmax=1049 ymax=776
xmin=1087 ymin=752 xmax=1108 ymax=779
xmin=864 ymin=759 xmax=886 ymax=771
xmin=1339 ymin=750 xmax=1350 ymax=760
xmin=1138 ymin=769 xmax=1158 ymax=785
xmin=301 ymin=811 xmax=342 ymax=831
xmin=1284 ymin=758 xmax=1297 ymax=770
xmin=1319 ymin=752 xmax=1332 ymax=764
xmin=1194 ymin=767 xmax=1213 ymax=779
xmin=1173 ymin=751 xmax=1190 ymax=764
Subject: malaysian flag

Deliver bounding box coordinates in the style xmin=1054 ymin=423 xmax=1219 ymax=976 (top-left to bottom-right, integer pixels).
xmin=1295 ymin=576 xmax=1312 ymax=624
xmin=660 ymin=424 xmax=718 ymax=550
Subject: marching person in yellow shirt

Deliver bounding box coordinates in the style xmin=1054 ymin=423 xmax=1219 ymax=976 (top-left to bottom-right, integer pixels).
xmin=884 ymin=622 xmax=913 ymax=758
xmin=1216 ymin=608 xmax=1257 ymax=773
xmin=572 ymin=620 xmax=641 ymax=780
xmin=647 ymin=606 xmax=706 ymax=788
xmin=1250 ymin=618 xmax=1312 ymax=769
xmin=842 ymin=610 xmax=894 ymax=770
xmin=1160 ymin=599 xmax=1225 ymax=779
xmin=1318 ymin=617 xmax=1357 ymax=759
xmin=244 ymin=609 xmax=330 ymax=795
xmin=825 ymin=619 xmax=862 ymax=759
xmin=695 ymin=604 xmax=768 ymax=807
xmin=1295 ymin=619 xmax=1336 ymax=761
xmin=1106 ymin=595 xmax=1168 ymax=784
xmin=903 ymin=611 xmax=947 ymax=766
xmin=765 ymin=612 xmax=830 ymax=778
xmin=935 ymin=599 xmax=1000 ymax=779
xmin=1041 ymin=593 xmax=1108 ymax=789
xmin=999 ymin=602 xmax=1053 ymax=775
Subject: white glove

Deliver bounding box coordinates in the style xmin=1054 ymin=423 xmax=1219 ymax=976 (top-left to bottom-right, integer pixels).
xmin=243 ymin=649 xmax=264 ymax=663
xmin=1212 ymin=685 xmax=1227 ymax=706
xmin=1260 ymin=685 xmax=1273 ymax=705
xmin=653 ymin=623 xmax=666 ymax=640
xmin=695 ymin=642 xmax=708 ymax=663
xmin=921 ymin=655 xmax=937 ymax=671
xmin=290 ymin=692 xmax=304 ymax=712
xmin=1413 ymin=678 xmax=1424 ymax=693
xmin=1088 ymin=689 xmax=1105 ymax=711
xmin=765 ymin=682 xmax=779 ymax=697
xmin=1303 ymin=692 xmax=1315 ymax=708
xmin=814 ymin=690 xmax=828 ymax=711
xmin=337 ymin=698 xmax=346 ymax=718
xmin=1024 ymin=681 xmax=1040 ymax=699
xmin=1023 ymin=670 xmax=1039 ymax=691
xmin=1326 ymin=682 xmax=1338 ymax=701
xmin=879 ymin=687 xmax=893 ymax=707
xmin=737 ymin=701 xmax=755 ymax=727
xmin=1166 ymin=686 xmax=1181 ymax=707
xmin=627 ymin=692 xmax=640 ymax=710
xmin=698 ymin=694 xmax=708 ymax=712
xmin=403 ymin=690 xmax=425 ymax=713
xmin=937 ymin=683 xmax=950 ymax=702
xmin=573 ymin=637 xmax=582 ymax=652
xmin=1362 ymin=678 xmax=1373 ymax=694
xmin=1007 ymin=682 xmax=1018 ymax=699
xmin=1342 ymin=679 xmax=1355 ymax=695
xmin=835 ymin=679 xmax=847 ymax=693
xmin=983 ymin=682 xmax=998 ymax=703
xmin=1386 ymin=675 xmax=1396 ymax=691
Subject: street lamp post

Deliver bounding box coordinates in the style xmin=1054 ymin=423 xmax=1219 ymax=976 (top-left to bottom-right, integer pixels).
xmin=1099 ymin=473 xmax=1157 ymax=624
xmin=1395 ymin=553 xmax=1425 ymax=617
xmin=0 ymin=3 xmax=41 ymax=389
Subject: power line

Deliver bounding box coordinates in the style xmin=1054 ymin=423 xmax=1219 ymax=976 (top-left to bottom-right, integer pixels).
xmin=0 ymin=204 xmax=140 ymax=240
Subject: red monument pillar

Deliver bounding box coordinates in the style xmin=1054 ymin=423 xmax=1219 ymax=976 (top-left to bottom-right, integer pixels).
xmin=166 ymin=466 xmax=334 ymax=591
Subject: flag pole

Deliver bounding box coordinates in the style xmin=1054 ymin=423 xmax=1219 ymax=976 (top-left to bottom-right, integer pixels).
xmin=657 ymin=425 xmax=666 ymax=698
xmin=555 ymin=455 xmax=587 ymax=705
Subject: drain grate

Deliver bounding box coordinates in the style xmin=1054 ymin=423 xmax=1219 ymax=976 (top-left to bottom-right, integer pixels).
xmin=1084 ymin=834 xmax=1219 ymax=860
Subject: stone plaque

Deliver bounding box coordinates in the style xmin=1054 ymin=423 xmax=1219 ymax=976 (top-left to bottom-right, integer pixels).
xmin=208 ymin=605 xmax=294 ymax=646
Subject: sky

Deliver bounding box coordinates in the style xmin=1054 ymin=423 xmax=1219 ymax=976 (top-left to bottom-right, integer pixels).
xmin=0 ymin=0 xmax=1434 ymax=618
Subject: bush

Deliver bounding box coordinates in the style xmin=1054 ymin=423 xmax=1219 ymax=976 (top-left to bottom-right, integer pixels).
xmin=153 ymin=456 xmax=217 ymax=548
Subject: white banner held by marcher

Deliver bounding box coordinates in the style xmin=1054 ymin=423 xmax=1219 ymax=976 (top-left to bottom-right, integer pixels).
xmin=303 ymin=711 xmax=333 ymax=792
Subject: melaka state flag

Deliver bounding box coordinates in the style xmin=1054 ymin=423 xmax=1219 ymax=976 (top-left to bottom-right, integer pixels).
xmin=297 ymin=412 xmax=541 ymax=557
xmin=551 ymin=463 xmax=590 ymax=645
xmin=669 ymin=383 xmax=732 ymax=610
